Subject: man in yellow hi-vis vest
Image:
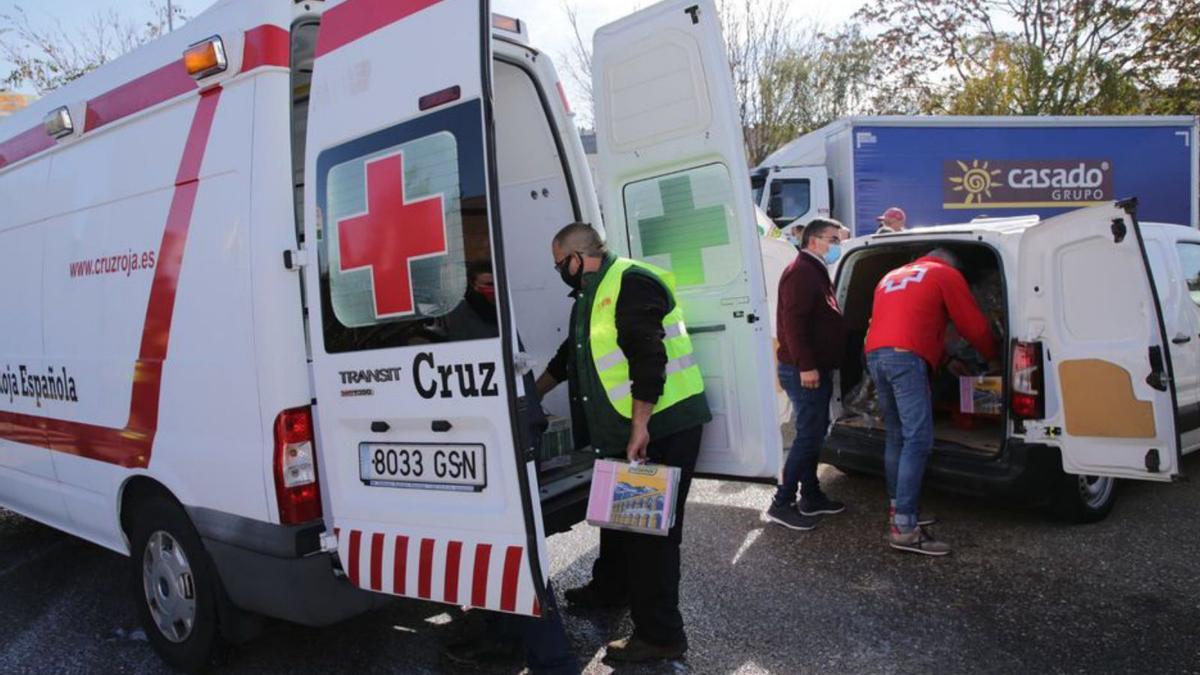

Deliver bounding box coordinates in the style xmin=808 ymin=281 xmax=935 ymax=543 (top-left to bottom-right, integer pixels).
xmin=536 ymin=223 xmax=711 ymax=663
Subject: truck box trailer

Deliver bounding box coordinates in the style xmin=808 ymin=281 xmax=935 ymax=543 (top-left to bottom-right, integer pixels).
xmin=753 ymin=116 xmax=1199 ymax=236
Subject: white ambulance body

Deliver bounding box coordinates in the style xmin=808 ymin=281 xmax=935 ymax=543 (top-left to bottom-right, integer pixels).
xmin=0 ymin=0 xmax=782 ymax=668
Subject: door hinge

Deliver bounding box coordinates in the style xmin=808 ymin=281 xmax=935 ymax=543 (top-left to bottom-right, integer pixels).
xmin=1110 ymin=218 xmax=1127 ymax=244
xmin=283 ymin=249 xmax=309 ymax=271
xmin=684 ymin=4 xmax=700 ymax=24
xmin=746 ymin=313 xmax=761 ymax=324
xmin=1145 ymin=448 xmax=1161 ymax=473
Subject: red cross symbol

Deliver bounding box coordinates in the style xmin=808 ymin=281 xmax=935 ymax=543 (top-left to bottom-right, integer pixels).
xmin=337 ymin=151 xmax=447 ymax=318
xmin=880 ymin=265 xmax=928 ymax=294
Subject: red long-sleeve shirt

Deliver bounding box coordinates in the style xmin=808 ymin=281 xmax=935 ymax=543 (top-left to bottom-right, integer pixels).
xmin=865 ymin=256 xmax=997 ymax=368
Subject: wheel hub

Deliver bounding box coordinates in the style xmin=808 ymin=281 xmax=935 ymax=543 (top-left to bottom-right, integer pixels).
xmin=142 ymin=530 xmax=196 ymax=643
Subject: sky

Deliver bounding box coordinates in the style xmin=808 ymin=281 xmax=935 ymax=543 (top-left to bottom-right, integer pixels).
xmin=0 ymin=0 xmax=867 ymax=111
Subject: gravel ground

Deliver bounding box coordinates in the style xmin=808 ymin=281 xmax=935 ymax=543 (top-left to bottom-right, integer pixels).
xmin=2 ymin=453 xmax=1199 ymax=674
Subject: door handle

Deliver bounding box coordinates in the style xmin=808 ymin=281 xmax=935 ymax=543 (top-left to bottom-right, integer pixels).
xmin=1172 ymin=334 xmax=1192 ymax=345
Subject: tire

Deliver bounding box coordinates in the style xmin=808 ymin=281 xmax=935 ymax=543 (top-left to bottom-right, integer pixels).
xmin=1051 ymin=471 xmax=1118 ymax=523
xmin=128 ymin=497 xmax=227 ymax=673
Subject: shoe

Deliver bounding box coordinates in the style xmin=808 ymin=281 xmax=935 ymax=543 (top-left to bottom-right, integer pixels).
xmin=889 ymin=525 xmax=952 ymax=556
xmin=798 ymin=493 xmax=845 ymax=516
xmin=763 ymin=502 xmax=818 ymax=530
xmin=442 ymin=636 xmax=522 ymax=667
xmin=563 ymin=582 xmax=627 ymax=609
xmin=605 ymin=635 xmax=687 ymax=662
xmin=888 ymin=506 xmax=937 ymax=527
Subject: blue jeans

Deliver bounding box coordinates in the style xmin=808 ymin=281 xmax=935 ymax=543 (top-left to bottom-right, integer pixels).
xmin=866 ymin=348 xmax=934 ymax=531
xmin=773 ymin=364 xmax=832 ymax=506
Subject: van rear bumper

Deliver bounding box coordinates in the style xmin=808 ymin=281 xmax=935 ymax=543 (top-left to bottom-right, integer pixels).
xmin=187 ymin=507 xmax=385 ymax=627
xmin=821 ymin=426 xmax=1061 ymax=502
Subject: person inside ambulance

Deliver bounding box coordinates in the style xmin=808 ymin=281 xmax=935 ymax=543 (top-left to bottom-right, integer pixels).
xmin=535 ymin=222 xmax=711 ymax=663
xmin=864 ymin=248 xmax=998 ymax=556
xmin=441 ymin=260 xmax=499 ymax=340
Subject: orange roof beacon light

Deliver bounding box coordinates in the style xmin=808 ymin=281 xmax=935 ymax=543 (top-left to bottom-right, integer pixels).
xmin=184 ymin=36 xmax=228 ymax=80
xmin=43 ymin=106 xmax=74 ymax=139
xmin=491 ymin=13 xmax=522 ymax=34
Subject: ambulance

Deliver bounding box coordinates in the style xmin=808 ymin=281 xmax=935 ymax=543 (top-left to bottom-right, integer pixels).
xmin=0 ymin=0 xmax=783 ymax=668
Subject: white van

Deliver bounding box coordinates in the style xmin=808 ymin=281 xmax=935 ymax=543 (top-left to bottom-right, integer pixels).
xmin=0 ymin=0 xmax=782 ymax=669
xmin=823 ymin=202 xmax=1194 ymax=522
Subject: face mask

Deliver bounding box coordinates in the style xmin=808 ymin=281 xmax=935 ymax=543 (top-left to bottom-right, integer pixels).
xmin=556 ymin=253 xmax=584 ymax=290
xmin=476 ymin=284 xmax=496 ymax=303
xmin=784 ymin=230 xmax=801 ymax=248
xmin=824 ymin=243 xmax=842 ymax=265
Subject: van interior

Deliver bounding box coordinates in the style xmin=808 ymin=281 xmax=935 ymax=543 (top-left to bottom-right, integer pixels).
xmin=833 ymin=241 xmax=1009 ymax=458
xmin=289 ymin=23 xmax=594 ymax=528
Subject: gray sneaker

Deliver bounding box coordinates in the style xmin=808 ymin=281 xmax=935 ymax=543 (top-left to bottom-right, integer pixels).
xmin=889 ymin=526 xmax=951 ymax=556
xmin=764 ymin=502 xmax=818 ymax=531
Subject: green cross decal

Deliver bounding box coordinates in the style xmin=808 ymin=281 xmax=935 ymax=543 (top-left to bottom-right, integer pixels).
xmin=637 ymin=175 xmax=730 ymax=286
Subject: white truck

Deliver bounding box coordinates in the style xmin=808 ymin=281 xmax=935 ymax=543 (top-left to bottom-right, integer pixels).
xmin=0 ymin=0 xmax=783 ymax=669
xmin=753 ymin=116 xmax=1200 ymax=236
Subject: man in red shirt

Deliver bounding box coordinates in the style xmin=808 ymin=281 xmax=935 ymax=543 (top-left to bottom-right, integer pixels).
xmin=865 ymin=248 xmax=997 ymax=555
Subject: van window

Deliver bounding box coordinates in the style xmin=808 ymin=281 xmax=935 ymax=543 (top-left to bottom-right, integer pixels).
xmin=622 ymin=162 xmax=741 ymax=287
xmin=1176 ymin=242 xmax=1200 ymax=306
xmin=315 ymin=102 xmax=495 ymax=353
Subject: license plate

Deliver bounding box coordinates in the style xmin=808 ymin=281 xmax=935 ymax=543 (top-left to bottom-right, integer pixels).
xmin=358 ymin=443 xmax=486 ymax=492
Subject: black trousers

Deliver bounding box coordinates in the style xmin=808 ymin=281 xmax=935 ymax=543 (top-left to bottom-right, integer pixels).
xmin=591 ymin=424 xmax=703 ymax=647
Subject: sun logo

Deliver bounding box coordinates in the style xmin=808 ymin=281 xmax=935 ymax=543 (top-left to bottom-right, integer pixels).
xmin=948 ymin=160 xmax=1001 ymax=204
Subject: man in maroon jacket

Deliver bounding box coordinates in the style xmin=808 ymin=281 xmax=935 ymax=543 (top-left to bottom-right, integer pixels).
xmin=865 ymin=248 xmax=997 ymax=555
xmin=764 ymin=218 xmax=849 ymax=531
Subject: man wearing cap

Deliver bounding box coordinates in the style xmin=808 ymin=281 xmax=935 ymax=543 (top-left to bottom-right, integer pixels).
xmin=876 ymin=207 xmax=907 ymax=234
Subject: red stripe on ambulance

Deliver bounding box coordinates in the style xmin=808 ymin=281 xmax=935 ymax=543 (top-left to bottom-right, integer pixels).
xmin=339 ymin=531 xmax=537 ymax=614
xmin=0 ymin=124 xmax=54 ymax=170
xmin=241 ymin=24 xmax=291 ymax=73
xmin=84 ymin=59 xmax=197 ymax=132
xmin=314 ymin=0 xmax=444 ymax=58
xmin=393 ymin=535 xmax=410 ymax=596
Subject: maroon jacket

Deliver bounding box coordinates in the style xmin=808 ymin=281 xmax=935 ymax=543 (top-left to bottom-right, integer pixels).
xmin=777 ymin=251 xmax=847 ymax=371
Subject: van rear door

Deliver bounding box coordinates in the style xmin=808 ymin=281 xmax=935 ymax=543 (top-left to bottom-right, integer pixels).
xmin=1017 ymin=201 xmax=1181 ymax=480
xmin=592 ymin=0 xmax=782 ymax=480
xmin=301 ymin=0 xmax=547 ymax=615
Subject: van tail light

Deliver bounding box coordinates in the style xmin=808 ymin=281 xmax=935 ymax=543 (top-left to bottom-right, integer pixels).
xmin=1011 ymin=341 xmax=1046 ymax=420
xmin=274 ymin=406 xmax=322 ymax=525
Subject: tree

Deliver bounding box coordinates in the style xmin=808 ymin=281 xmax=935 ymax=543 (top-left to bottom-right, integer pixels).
xmin=854 ymin=0 xmax=1186 ymax=116
xmin=0 ymin=1 xmax=188 ymax=95
xmin=1132 ymin=0 xmax=1200 ymax=114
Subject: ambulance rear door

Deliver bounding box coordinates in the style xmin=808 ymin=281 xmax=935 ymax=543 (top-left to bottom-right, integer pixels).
xmin=592 ymin=0 xmax=782 ymax=480
xmin=1018 ymin=201 xmax=1181 ymax=480
xmin=301 ymin=0 xmax=548 ymax=615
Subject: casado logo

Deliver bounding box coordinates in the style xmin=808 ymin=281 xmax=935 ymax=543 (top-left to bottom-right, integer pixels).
xmin=943 ymin=159 xmax=1113 ymax=209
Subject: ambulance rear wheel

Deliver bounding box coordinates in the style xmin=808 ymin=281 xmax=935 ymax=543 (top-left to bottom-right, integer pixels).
xmin=130 ymin=497 xmax=226 ymax=672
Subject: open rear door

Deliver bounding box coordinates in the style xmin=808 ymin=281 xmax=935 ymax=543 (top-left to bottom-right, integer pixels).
xmin=593 ymin=0 xmax=781 ymax=479
xmin=1018 ymin=202 xmax=1181 ymax=480
xmin=302 ymin=0 xmax=548 ymax=615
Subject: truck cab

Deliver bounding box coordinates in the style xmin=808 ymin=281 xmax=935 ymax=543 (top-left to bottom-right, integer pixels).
xmin=751 ymin=165 xmax=833 ymax=231
xmin=822 ymin=202 xmax=1193 ymax=521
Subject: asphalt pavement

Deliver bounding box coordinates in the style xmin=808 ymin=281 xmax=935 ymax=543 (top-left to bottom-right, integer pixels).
xmin=2 ymin=453 xmax=1199 ymax=674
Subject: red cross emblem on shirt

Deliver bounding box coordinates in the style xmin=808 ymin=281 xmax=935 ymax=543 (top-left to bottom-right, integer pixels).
xmin=337 ymin=151 xmax=448 ymax=318
xmin=880 ymin=265 xmax=928 ymax=294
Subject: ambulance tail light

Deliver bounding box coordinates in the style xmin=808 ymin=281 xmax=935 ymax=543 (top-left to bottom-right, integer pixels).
xmin=184 ymin=36 xmax=227 ymax=80
xmin=556 ymin=81 xmax=573 ymax=117
xmin=274 ymin=406 xmax=322 ymax=525
xmin=1011 ymin=341 xmax=1045 ymax=420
